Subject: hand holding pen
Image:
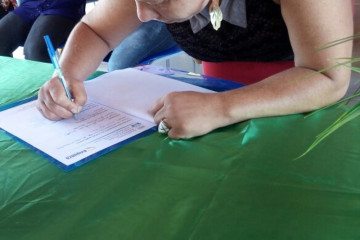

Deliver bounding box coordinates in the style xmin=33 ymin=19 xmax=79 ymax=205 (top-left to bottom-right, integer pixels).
xmin=42 ymin=35 xmax=82 ymax=119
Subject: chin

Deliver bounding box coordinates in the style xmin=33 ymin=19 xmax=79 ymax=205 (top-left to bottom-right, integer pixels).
xmin=157 ymin=16 xmax=191 ymax=24
xmin=160 ymin=18 xmax=189 ymax=24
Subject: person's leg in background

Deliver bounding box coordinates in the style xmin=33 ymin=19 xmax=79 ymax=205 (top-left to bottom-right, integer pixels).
xmin=108 ymin=20 xmax=177 ymax=71
xmin=0 ymin=6 xmax=11 ymax=19
xmin=0 ymin=8 xmax=6 ymax=19
xmin=0 ymin=12 xmax=31 ymax=57
xmin=23 ymin=14 xmax=77 ymax=62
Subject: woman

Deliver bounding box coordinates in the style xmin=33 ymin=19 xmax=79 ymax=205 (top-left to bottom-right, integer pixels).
xmin=37 ymin=0 xmax=353 ymax=139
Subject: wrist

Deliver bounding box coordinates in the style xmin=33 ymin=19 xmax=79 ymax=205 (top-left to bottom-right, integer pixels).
xmin=213 ymin=92 xmax=237 ymax=127
xmin=217 ymin=91 xmax=249 ymax=126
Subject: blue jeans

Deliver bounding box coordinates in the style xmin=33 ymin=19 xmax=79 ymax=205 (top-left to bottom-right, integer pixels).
xmin=108 ymin=21 xmax=177 ymax=71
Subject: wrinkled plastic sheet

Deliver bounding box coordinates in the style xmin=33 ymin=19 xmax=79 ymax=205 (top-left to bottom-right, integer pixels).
xmin=1 ymin=57 xmax=360 ymax=240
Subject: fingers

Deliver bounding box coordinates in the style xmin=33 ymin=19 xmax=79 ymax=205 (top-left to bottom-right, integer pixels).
xmin=152 ymin=92 xmax=219 ymax=139
xmin=71 ymin=82 xmax=87 ymax=107
xmin=152 ymin=100 xmax=188 ymax=139
xmin=156 ymin=117 xmax=185 ymax=139
xmin=36 ymin=97 xmax=62 ymax=121
xmin=152 ymin=96 xmax=178 ymax=138
xmin=167 ymin=128 xmax=183 ymax=140
xmin=37 ymin=80 xmax=73 ymax=119
xmin=150 ymin=96 xmax=165 ymax=123
xmin=152 ymin=93 xmax=185 ymax=139
xmin=37 ymin=77 xmax=86 ymax=120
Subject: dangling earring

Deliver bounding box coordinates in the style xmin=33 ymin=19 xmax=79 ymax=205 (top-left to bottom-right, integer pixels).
xmin=209 ymin=0 xmax=223 ymax=31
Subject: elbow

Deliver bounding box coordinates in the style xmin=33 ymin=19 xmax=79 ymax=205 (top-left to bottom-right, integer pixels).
xmin=324 ymin=67 xmax=351 ymax=103
xmin=331 ymin=82 xmax=348 ymax=103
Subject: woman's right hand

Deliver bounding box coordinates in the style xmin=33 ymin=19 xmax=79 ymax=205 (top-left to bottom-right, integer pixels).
xmin=36 ymin=76 xmax=87 ymax=120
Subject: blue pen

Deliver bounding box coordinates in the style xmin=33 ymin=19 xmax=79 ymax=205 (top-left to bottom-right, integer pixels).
xmin=44 ymin=35 xmax=77 ymax=117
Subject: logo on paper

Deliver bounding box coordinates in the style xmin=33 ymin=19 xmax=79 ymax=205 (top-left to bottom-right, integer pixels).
xmin=65 ymin=147 xmax=96 ymax=160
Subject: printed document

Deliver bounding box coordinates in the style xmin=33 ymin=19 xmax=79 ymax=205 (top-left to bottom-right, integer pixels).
xmin=0 ymin=69 xmax=213 ymax=170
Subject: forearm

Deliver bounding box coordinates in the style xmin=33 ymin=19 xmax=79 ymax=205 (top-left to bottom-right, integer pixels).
xmin=219 ymin=0 xmax=351 ymax=122
xmin=221 ymin=66 xmax=351 ymax=124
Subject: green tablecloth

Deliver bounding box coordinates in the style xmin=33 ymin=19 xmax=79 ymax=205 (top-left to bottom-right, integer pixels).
xmin=1 ymin=57 xmax=360 ymax=240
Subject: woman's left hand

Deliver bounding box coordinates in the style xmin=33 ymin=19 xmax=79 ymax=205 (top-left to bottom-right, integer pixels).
xmin=151 ymin=91 xmax=230 ymax=139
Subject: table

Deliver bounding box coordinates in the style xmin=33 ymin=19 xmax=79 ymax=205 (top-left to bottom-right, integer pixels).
xmin=1 ymin=56 xmax=360 ymax=240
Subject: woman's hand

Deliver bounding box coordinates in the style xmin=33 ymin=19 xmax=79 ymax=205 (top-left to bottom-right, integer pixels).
xmin=36 ymin=76 xmax=87 ymax=120
xmin=151 ymin=91 xmax=231 ymax=139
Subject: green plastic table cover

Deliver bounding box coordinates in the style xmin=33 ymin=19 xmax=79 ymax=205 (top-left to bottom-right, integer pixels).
xmin=0 ymin=57 xmax=360 ymax=240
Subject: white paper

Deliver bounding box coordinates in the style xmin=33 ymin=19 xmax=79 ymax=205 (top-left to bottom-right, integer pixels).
xmin=85 ymin=69 xmax=214 ymax=122
xmin=0 ymin=68 xmax=214 ymax=168
xmin=0 ymin=100 xmax=154 ymax=166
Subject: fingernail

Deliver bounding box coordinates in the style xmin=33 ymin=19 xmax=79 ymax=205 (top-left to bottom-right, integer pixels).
xmin=71 ymin=106 xmax=82 ymax=114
